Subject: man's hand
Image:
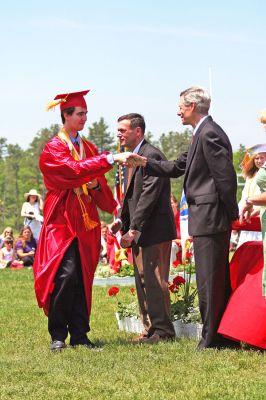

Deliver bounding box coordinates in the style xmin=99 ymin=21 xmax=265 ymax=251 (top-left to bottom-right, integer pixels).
xmin=126 ymin=153 xmax=147 ymax=167
xmin=120 ymin=229 xmax=141 ymax=248
xmin=113 ymin=152 xmax=133 ymax=164
xmin=109 ymin=220 xmax=122 ymax=234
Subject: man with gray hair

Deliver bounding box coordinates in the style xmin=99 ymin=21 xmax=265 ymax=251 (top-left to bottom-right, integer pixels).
xmin=128 ymin=86 xmax=239 ymax=349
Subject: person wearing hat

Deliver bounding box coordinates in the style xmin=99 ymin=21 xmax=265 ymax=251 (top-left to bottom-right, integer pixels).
xmin=218 ymin=110 xmax=266 ymax=349
xmin=33 ymin=89 xmax=129 ymax=351
xmin=21 ymin=189 xmax=44 ymax=241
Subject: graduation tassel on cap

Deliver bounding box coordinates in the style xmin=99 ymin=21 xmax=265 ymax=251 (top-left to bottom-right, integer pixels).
xmin=46 ymin=98 xmax=67 ymax=111
xmin=46 ymin=90 xmax=89 ymax=111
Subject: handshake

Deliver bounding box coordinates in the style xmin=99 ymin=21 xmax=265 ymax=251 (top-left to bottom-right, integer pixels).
xmin=113 ymin=152 xmax=147 ymax=167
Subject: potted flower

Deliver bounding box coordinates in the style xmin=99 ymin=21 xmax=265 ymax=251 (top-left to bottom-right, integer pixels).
xmin=169 ymin=242 xmax=202 ymax=339
xmin=108 ymin=286 xmax=143 ymax=333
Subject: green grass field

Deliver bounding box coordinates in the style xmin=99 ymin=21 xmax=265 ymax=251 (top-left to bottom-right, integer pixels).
xmin=1 ymin=269 xmax=266 ymax=400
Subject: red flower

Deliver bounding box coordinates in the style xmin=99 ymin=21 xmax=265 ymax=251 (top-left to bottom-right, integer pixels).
xmin=186 ymin=251 xmax=193 ymax=259
xmin=169 ymin=283 xmax=179 ymax=293
xmin=173 ymin=275 xmax=186 ymax=286
xmin=130 ymin=287 xmax=135 ymax=295
xmin=173 ymin=259 xmax=182 ymax=267
xmin=108 ymin=286 xmax=120 ymax=296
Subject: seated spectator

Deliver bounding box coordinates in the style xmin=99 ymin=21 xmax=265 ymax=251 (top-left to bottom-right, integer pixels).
xmin=0 ymin=227 xmax=14 ymax=248
xmin=21 ymin=189 xmax=43 ymax=242
xmin=15 ymin=225 xmax=37 ymax=267
xmin=170 ymin=193 xmax=182 ymax=266
xmin=0 ymin=236 xmax=23 ymax=269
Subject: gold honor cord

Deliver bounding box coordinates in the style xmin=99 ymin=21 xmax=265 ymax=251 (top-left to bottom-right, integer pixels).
xmin=58 ymin=128 xmax=98 ymax=230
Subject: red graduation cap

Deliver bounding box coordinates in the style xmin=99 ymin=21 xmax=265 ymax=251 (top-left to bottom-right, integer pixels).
xmin=46 ymin=90 xmax=90 ymax=111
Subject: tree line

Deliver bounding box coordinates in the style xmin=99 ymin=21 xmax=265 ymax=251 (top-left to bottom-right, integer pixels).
xmin=0 ymin=118 xmax=246 ymax=230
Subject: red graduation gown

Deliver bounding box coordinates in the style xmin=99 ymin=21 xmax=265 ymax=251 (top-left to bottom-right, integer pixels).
xmin=33 ymin=136 xmax=116 ymax=315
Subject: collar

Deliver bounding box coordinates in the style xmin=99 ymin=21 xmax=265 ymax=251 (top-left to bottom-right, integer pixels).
xmin=69 ymin=132 xmax=80 ymax=145
xmin=193 ymin=115 xmax=209 ymax=136
xmin=133 ymin=138 xmax=145 ymax=154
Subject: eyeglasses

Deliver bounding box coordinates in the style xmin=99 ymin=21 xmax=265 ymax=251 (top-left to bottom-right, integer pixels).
xmin=6 ymin=241 xmax=13 ymax=244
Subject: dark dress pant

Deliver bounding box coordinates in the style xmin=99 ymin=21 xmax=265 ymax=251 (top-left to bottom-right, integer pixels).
xmin=48 ymin=239 xmax=89 ymax=345
xmin=132 ymin=241 xmax=175 ymax=338
xmin=193 ymin=230 xmax=237 ymax=348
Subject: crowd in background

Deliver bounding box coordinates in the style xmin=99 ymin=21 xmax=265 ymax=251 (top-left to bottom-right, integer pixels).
xmin=0 ymin=188 xmax=42 ymax=269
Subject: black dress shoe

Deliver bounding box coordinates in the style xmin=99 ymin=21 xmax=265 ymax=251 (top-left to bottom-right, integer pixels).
xmin=71 ymin=339 xmax=102 ymax=350
xmin=50 ymin=340 xmax=66 ymax=352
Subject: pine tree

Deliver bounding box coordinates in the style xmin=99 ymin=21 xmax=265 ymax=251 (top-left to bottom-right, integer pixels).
xmin=87 ymin=118 xmax=115 ymax=153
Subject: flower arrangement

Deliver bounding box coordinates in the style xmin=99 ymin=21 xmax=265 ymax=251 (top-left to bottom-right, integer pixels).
xmin=108 ymin=286 xmax=139 ymax=319
xmin=169 ymin=240 xmax=201 ymax=323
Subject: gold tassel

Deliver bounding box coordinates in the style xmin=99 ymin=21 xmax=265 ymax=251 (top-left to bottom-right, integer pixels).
xmin=58 ymin=128 xmax=98 ymax=230
xmin=46 ymin=99 xmax=66 ymax=111
xmin=76 ymin=191 xmax=98 ymax=231
xmin=46 ymin=94 xmax=69 ymax=111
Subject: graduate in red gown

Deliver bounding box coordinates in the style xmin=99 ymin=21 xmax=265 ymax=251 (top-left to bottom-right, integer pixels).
xmin=33 ymin=90 xmax=122 ymax=351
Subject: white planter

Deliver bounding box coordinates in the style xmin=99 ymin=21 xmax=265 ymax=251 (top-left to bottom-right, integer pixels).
xmin=115 ymin=313 xmax=202 ymax=339
xmin=115 ymin=313 xmax=144 ymax=334
xmin=173 ymin=320 xmax=202 ymax=340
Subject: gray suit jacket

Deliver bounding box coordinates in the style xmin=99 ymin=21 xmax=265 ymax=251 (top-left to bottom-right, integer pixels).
xmin=121 ymin=139 xmax=176 ymax=247
xmin=145 ymin=117 xmax=238 ymax=236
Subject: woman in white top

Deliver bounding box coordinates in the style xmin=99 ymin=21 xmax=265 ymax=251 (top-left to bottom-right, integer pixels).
xmin=236 ymin=151 xmax=266 ymax=248
xmin=21 ymin=189 xmax=43 ymax=241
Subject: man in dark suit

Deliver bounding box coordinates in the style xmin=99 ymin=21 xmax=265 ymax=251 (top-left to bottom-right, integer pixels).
xmin=111 ymin=113 xmax=176 ymax=343
xmin=127 ymin=88 xmax=239 ymax=349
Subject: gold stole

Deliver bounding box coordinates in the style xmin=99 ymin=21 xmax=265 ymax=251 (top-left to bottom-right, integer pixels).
xmin=58 ymin=128 xmax=98 ymax=230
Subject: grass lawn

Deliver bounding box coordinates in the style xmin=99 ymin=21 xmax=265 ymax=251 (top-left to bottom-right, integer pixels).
xmin=1 ymin=269 xmax=266 ymax=400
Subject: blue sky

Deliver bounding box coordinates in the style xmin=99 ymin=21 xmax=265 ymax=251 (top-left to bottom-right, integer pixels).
xmin=1 ymin=0 xmax=265 ymax=150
